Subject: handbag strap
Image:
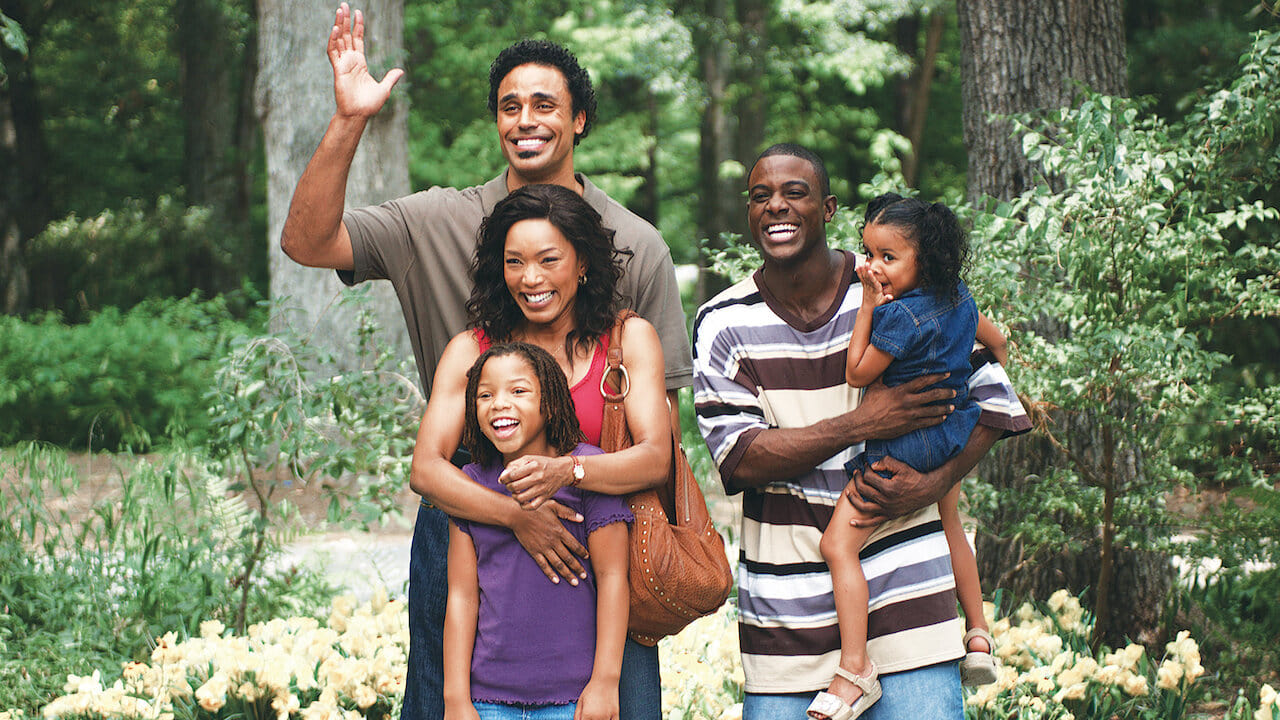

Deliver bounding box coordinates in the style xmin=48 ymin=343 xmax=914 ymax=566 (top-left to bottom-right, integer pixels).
xmin=602 ymin=310 xmax=638 ymax=402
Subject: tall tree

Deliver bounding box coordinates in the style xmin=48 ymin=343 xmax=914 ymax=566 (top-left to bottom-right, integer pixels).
xmin=958 ymin=0 xmax=1126 ymax=202
xmin=956 ymin=0 xmax=1171 ymax=644
xmin=256 ymin=0 xmax=409 ymax=368
xmin=176 ymin=0 xmax=256 ymax=228
xmin=0 ymin=0 xmax=49 ymax=314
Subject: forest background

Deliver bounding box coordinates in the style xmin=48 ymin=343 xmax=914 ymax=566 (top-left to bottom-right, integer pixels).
xmin=2 ymin=1 xmax=1280 ymax=719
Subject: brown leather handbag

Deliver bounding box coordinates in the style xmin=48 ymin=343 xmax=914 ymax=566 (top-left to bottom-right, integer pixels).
xmin=600 ymin=311 xmax=734 ymax=646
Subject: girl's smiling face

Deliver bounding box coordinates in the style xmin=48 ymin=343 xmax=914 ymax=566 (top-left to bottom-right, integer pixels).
xmin=475 ymin=353 xmax=552 ymax=463
xmin=861 ymin=222 xmax=921 ymax=300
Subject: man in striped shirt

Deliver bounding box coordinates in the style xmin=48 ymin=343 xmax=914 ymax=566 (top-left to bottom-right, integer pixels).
xmin=692 ymin=144 xmax=1029 ymax=720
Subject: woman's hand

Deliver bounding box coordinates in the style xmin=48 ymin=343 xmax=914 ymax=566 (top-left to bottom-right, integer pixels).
xmin=510 ymin=502 xmax=589 ymax=585
xmin=500 ymin=455 xmax=575 ymax=509
xmin=574 ymin=678 xmax=620 ymax=720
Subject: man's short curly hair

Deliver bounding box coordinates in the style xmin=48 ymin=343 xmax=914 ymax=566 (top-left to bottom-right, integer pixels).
xmin=488 ymin=40 xmax=597 ymax=145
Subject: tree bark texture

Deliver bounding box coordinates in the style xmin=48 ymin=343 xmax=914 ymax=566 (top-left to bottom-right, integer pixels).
xmin=688 ymin=0 xmax=765 ymax=305
xmin=256 ymin=0 xmax=409 ymax=371
xmin=0 ymin=1 xmax=50 ymax=315
xmin=959 ymin=0 xmax=1172 ymax=646
xmin=177 ymin=0 xmax=258 ymax=294
xmin=957 ymin=0 xmax=1127 ymax=203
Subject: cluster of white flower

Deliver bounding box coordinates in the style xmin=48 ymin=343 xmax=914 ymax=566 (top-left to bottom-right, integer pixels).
xmin=658 ymin=603 xmax=744 ymax=720
xmin=39 ymin=588 xmax=408 ymax=720
xmin=965 ymin=590 xmax=1205 ymax=719
xmin=1256 ymin=684 xmax=1280 ymax=720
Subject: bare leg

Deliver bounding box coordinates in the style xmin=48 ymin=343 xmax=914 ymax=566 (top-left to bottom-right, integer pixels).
xmin=813 ymin=496 xmax=878 ymax=718
xmin=939 ymin=484 xmax=990 ymax=647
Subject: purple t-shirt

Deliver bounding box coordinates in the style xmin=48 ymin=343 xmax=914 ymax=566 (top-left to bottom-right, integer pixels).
xmin=453 ymin=443 xmax=633 ymax=706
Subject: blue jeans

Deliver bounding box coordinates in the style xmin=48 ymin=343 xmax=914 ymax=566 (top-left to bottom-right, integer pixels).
xmin=402 ymin=504 xmax=663 ymax=720
xmin=401 ymin=502 xmax=449 ymax=720
xmin=620 ymin=638 xmax=662 ymax=720
xmin=742 ymin=661 xmax=962 ymax=720
xmin=474 ymin=701 xmax=576 ymax=720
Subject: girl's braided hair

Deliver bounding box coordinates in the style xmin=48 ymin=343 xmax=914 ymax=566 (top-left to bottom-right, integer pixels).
xmin=462 ymin=342 xmax=585 ymax=468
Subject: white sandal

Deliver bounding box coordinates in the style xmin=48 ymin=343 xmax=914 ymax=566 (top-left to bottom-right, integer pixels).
xmin=807 ymin=662 xmax=882 ymax=720
xmin=960 ymin=628 xmax=998 ymax=686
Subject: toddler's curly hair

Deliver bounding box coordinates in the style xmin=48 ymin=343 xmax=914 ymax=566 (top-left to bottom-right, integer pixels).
xmin=864 ymin=193 xmax=969 ymax=302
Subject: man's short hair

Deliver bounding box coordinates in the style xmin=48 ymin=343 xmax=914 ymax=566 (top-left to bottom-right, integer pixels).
xmin=488 ymin=40 xmax=597 ymax=145
xmin=753 ymin=143 xmax=831 ymax=197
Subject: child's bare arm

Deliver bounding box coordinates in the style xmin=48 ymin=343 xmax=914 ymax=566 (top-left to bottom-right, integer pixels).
xmin=577 ymin=522 xmax=629 ymax=720
xmin=976 ymin=312 xmax=1008 ymax=366
xmin=847 ymin=264 xmax=896 ymax=387
xmin=443 ymin=523 xmax=481 ymax=720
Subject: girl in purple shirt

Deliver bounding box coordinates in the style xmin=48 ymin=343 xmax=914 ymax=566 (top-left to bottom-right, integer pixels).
xmin=444 ymin=343 xmax=633 ymax=720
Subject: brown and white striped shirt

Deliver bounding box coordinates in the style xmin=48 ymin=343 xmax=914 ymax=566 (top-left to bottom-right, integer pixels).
xmin=692 ymin=251 xmax=1030 ymax=693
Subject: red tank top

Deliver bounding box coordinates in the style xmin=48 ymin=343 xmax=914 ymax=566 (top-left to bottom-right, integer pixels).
xmin=473 ymin=330 xmax=610 ymax=446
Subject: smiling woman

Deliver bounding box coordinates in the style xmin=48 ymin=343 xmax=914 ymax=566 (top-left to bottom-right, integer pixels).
xmin=408 ymin=183 xmax=675 ymax=719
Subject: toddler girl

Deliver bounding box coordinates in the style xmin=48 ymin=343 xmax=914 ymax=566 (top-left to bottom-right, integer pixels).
xmin=808 ymin=194 xmax=1005 ymax=720
xmin=443 ymin=342 xmax=632 ymax=720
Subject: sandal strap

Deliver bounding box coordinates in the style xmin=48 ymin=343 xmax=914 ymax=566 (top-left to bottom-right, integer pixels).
xmin=964 ymin=627 xmax=995 ymax=652
xmin=833 ymin=661 xmax=879 ymax=694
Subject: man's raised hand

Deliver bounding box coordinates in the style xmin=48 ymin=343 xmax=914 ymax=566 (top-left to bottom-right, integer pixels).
xmin=328 ymin=3 xmax=404 ymax=118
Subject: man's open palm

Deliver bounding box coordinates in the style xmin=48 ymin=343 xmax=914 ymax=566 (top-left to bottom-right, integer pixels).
xmin=328 ymin=3 xmax=403 ymax=118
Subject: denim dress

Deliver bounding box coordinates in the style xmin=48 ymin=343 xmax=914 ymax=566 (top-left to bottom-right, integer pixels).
xmin=846 ymin=280 xmax=982 ymax=477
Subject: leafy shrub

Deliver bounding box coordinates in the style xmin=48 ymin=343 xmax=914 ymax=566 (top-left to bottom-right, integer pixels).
xmin=0 ymin=444 xmax=334 ymax=715
xmin=0 ymin=294 xmax=261 ymax=450
xmin=201 ymin=298 xmax=421 ymax=631
xmin=24 ymin=196 xmax=263 ymax=321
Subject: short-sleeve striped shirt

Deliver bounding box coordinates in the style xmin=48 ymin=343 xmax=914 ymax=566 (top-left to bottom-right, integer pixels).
xmin=692 ymin=251 xmax=1030 ymax=694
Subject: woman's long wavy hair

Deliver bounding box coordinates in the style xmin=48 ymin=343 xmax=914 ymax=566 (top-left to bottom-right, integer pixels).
xmin=461 ymin=342 xmax=585 ymax=468
xmin=863 ymin=192 xmax=969 ymax=303
xmin=467 ymin=184 xmax=629 ymax=361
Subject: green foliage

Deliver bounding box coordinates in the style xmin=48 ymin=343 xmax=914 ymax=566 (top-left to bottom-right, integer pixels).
xmin=0 ymin=11 xmax=26 ymax=84
xmin=1173 ymin=566 xmax=1280 ymax=704
xmin=25 ymin=197 xmax=257 ymax=320
xmin=0 ymin=443 xmax=334 ymax=716
xmin=203 ymin=294 xmax=421 ymax=629
xmin=31 ymin=0 xmax=184 ymax=219
xmin=0 ymin=295 xmax=262 ymax=451
xmin=967 ymin=30 xmax=1280 ymax=625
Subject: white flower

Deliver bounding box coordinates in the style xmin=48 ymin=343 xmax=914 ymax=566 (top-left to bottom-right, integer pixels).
xmin=1054 ymin=682 xmax=1088 ymax=702
xmin=352 ymin=684 xmax=378 ymax=709
xmin=195 ymin=674 xmax=229 ymax=712
xmin=1122 ymin=672 xmax=1149 ymax=697
xmin=1156 ymin=659 xmax=1183 ymax=690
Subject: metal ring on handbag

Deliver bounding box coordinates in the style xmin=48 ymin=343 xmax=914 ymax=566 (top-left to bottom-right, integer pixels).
xmin=600 ymin=364 xmax=630 ymax=402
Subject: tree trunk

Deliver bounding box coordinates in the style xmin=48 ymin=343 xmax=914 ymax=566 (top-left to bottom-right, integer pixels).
xmin=688 ymin=0 xmax=764 ymax=306
xmin=958 ymin=0 xmax=1172 ymax=646
xmin=255 ymin=0 xmax=409 ymax=370
xmin=894 ymin=11 xmax=945 ymax=188
xmin=692 ymin=0 xmax=734 ymax=305
xmin=957 ymin=0 xmax=1127 ymax=204
xmin=0 ymin=1 xmax=49 ymax=315
xmin=176 ymin=0 xmax=257 ymax=294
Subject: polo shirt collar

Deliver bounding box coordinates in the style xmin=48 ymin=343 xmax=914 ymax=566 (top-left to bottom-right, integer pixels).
xmin=480 ymin=170 xmax=605 ymax=215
